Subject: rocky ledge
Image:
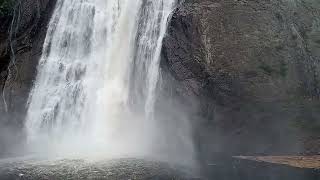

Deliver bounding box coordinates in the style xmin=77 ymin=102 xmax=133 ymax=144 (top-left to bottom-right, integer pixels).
xmin=236 ymin=155 xmax=320 ymax=169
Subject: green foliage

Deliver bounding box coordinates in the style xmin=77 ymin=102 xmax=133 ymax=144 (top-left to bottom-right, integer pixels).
xmin=291 ymin=119 xmax=320 ymax=135
xmin=279 ymin=60 xmax=288 ymax=78
xmin=0 ymin=0 xmax=14 ymax=17
xmin=258 ymin=61 xmax=288 ymax=78
xmin=259 ymin=64 xmax=274 ymax=76
xmin=288 ymin=99 xmax=320 ymax=135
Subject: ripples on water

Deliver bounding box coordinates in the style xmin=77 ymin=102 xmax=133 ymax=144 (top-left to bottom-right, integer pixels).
xmin=0 ymin=158 xmax=199 ymax=180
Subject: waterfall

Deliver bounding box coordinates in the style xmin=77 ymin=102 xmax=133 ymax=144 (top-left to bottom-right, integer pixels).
xmin=24 ymin=0 xmax=192 ymax=162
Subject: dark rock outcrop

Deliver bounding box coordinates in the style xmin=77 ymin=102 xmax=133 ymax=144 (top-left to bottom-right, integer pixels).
xmin=0 ymin=0 xmax=56 ymax=157
xmin=161 ymin=0 xmax=320 ymax=157
xmin=0 ymin=0 xmax=56 ymax=124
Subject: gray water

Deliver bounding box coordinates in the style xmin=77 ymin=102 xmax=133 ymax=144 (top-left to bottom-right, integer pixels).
xmin=0 ymin=158 xmax=196 ymax=180
xmin=1 ymin=156 xmax=319 ymax=180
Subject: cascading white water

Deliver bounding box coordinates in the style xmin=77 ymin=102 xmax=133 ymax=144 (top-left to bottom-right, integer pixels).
xmin=24 ymin=0 xmax=194 ymax=163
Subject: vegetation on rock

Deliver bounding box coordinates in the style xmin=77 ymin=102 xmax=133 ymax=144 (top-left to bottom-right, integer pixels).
xmin=0 ymin=0 xmax=13 ymax=17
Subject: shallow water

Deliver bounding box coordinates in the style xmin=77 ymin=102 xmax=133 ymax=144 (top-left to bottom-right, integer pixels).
xmin=0 ymin=158 xmax=198 ymax=180
xmin=1 ymin=156 xmax=320 ymax=180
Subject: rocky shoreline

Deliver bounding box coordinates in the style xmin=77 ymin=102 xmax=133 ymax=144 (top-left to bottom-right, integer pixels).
xmin=236 ymin=155 xmax=320 ymax=169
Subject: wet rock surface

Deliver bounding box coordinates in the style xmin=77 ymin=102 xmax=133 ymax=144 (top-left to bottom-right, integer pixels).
xmin=0 ymin=0 xmax=57 ymax=157
xmin=236 ymin=155 xmax=320 ymax=169
xmin=205 ymin=156 xmax=320 ymax=180
xmin=0 ymin=0 xmax=57 ymax=122
xmin=161 ymin=0 xmax=320 ymax=156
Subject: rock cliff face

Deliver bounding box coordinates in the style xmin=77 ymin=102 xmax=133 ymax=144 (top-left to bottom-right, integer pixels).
xmin=0 ymin=0 xmax=56 ymax=124
xmin=0 ymin=0 xmax=56 ymax=156
xmin=161 ymin=0 xmax=320 ymax=157
xmin=0 ymin=0 xmax=319 ymax=158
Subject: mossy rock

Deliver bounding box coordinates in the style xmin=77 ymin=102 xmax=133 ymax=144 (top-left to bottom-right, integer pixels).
xmin=0 ymin=0 xmax=14 ymax=17
xmin=286 ymin=99 xmax=320 ymax=136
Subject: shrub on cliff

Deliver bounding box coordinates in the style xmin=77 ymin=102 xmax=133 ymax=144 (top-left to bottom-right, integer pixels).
xmin=0 ymin=0 xmax=14 ymax=17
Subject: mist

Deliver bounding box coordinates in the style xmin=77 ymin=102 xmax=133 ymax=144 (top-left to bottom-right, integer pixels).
xmin=5 ymin=0 xmax=198 ymax=169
